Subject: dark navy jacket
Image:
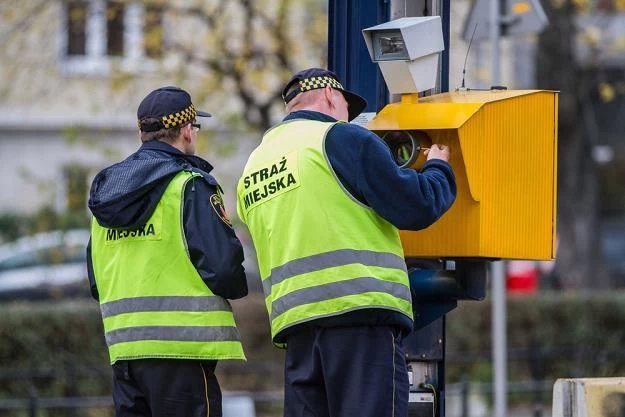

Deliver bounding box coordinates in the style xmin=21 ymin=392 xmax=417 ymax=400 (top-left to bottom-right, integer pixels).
xmin=86 ymin=140 xmax=247 ymax=301
xmin=275 ymin=111 xmax=456 ymax=340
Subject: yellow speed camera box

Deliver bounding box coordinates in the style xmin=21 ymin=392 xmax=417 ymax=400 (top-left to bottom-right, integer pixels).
xmin=367 ymin=90 xmax=558 ymax=260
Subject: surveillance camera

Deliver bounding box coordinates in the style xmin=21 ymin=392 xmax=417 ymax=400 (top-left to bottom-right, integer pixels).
xmin=363 ymin=17 xmax=444 ymax=94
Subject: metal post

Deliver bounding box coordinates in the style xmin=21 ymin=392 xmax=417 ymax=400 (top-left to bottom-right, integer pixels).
xmin=491 ymin=260 xmax=507 ymax=417
xmin=390 ymin=0 xmax=450 ymax=94
xmin=29 ymin=387 xmax=38 ymax=417
xmin=439 ymin=0 xmax=450 ymax=93
xmin=530 ymin=340 xmax=544 ymax=417
xmin=489 ymin=0 xmax=501 ymax=84
xmin=327 ymin=0 xmax=390 ymax=112
xmin=461 ymin=375 xmax=470 ymax=417
xmin=490 ymin=1 xmax=506 ymax=414
xmin=66 ymin=364 xmax=78 ymax=417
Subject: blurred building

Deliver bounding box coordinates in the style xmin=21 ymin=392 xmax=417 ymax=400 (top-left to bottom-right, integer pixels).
xmin=0 ymin=0 xmax=301 ymax=216
xmin=0 ymin=0 xmax=520 ymax=217
xmin=1 ymin=1 xmax=166 ymax=214
xmin=2 ymin=1 xmax=623 ymax=240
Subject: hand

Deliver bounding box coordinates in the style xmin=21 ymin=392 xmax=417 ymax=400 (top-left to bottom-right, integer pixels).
xmin=424 ymin=144 xmax=450 ymax=163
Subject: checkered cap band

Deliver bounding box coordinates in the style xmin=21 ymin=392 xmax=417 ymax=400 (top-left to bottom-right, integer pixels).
xmin=299 ymin=76 xmax=344 ymax=93
xmin=161 ymin=104 xmax=197 ymax=129
xmin=136 ymin=104 xmax=197 ymax=130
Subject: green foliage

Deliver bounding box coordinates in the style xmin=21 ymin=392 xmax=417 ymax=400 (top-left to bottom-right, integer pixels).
xmin=0 ymin=301 xmax=106 ymax=368
xmin=0 ymin=212 xmax=25 ymax=243
xmin=447 ymin=292 xmax=625 ymax=382
xmin=61 ymin=125 xmax=81 ymax=145
xmin=166 ymin=0 xmax=328 ymax=132
xmin=3 ymin=292 xmax=625 ymax=416
xmin=0 ymin=295 xmax=283 ymax=408
xmin=0 ymin=208 xmax=90 ymax=243
xmin=0 ymin=300 xmax=109 ymax=410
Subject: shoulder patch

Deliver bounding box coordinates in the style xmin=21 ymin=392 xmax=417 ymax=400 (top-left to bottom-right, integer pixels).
xmin=210 ymin=193 xmax=233 ymax=228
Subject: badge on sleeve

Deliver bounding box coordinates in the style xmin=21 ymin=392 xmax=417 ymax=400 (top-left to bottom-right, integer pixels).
xmin=210 ymin=192 xmax=233 ymax=228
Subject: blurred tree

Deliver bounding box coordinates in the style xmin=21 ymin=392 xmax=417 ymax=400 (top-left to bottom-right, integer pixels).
xmin=0 ymin=0 xmax=327 ymax=133
xmin=536 ymin=0 xmax=625 ymax=289
xmin=0 ymin=0 xmax=327 ymax=242
xmin=165 ymin=0 xmax=327 ymax=132
xmin=0 ymin=208 xmax=90 ymax=243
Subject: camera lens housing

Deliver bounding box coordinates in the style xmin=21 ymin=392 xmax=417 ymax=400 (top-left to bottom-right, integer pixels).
xmin=381 ymin=130 xmax=432 ymax=169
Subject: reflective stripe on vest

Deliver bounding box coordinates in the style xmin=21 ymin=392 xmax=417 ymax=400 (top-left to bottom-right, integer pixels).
xmin=91 ymin=171 xmax=245 ymax=363
xmin=100 ymin=295 xmax=232 ymax=318
xmin=101 ymin=295 xmax=240 ymax=346
xmin=270 ymin=276 xmax=411 ymax=321
xmin=106 ymin=326 xmax=242 ymax=346
xmin=237 ymin=120 xmax=413 ymax=343
xmin=261 ymin=249 xmax=407 ymax=295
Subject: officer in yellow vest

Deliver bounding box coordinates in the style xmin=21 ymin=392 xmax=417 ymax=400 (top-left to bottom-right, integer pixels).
xmin=236 ymin=69 xmax=456 ymax=417
xmin=87 ymin=86 xmax=247 ymax=417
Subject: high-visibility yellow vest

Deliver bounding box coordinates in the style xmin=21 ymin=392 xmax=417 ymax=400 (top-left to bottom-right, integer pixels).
xmin=91 ymin=171 xmax=245 ymax=364
xmin=237 ymin=120 xmax=413 ymax=344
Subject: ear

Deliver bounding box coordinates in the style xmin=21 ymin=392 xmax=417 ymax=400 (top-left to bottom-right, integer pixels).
xmin=179 ymin=123 xmax=191 ymax=143
xmin=324 ymin=86 xmax=336 ymax=109
xmin=324 ymin=86 xmax=335 ymax=106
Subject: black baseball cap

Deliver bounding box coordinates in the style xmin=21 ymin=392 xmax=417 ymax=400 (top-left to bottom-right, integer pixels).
xmin=282 ymin=68 xmax=367 ymax=121
xmin=137 ymin=86 xmax=211 ymax=132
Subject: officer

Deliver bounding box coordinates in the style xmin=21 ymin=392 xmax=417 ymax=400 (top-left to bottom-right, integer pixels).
xmin=236 ymin=68 xmax=456 ymax=417
xmin=87 ymin=86 xmax=247 ymax=417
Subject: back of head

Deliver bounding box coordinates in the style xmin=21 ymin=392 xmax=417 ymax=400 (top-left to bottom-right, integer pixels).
xmin=137 ymin=86 xmax=211 ymax=144
xmin=281 ymin=68 xmax=367 ymax=122
xmin=285 ymin=89 xmax=326 ymax=114
xmin=139 ymin=119 xmax=182 ymax=144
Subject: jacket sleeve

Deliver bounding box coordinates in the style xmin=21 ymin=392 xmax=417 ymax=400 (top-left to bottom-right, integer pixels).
xmin=86 ymin=238 xmax=99 ymax=301
xmin=325 ymin=123 xmax=457 ymax=231
xmin=182 ymin=176 xmax=248 ymax=300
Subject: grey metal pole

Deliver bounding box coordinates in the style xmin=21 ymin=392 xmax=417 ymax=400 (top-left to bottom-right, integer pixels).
xmin=490 ymin=1 xmax=506 ymax=415
xmin=490 ymin=0 xmax=501 ymax=84
xmin=491 ymin=260 xmax=507 ymax=417
xmin=490 ymin=0 xmax=507 ymax=414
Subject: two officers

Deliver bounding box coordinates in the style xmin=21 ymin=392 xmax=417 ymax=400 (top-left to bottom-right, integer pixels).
xmin=88 ymin=69 xmax=456 ymax=417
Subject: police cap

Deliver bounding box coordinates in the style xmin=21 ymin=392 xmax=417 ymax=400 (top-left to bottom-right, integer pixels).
xmin=282 ymin=68 xmax=367 ymax=121
xmin=137 ymin=86 xmax=212 ymax=132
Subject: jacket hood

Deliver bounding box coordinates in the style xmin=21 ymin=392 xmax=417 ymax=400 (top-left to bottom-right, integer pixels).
xmin=88 ymin=142 xmax=213 ymax=229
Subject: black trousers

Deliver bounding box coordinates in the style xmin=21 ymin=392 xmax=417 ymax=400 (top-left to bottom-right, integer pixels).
xmin=284 ymin=325 xmax=409 ymax=417
xmin=112 ymin=359 xmax=222 ymax=417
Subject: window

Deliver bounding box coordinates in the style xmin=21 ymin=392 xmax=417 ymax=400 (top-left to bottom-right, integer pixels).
xmin=106 ymin=1 xmax=125 ymax=56
xmin=66 ymin=2 xmax=87 ymax=55
xmin=144 ymin=5 xmax=164 ymax=59
xmin=61 ymin=0 xmax=164 ymax=74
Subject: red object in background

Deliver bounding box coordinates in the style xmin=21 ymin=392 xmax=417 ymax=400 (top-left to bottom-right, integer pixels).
xmin=506 ymin=260 xmax=539 ymax=294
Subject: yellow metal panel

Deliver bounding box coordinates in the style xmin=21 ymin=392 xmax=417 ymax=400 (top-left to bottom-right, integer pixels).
xmin=367 ymin=102 xmax=483 ymax=130
xmin=399 ymin=128 xmax=482 ymax=258
xmin=418 ymin=89 xmax=548 ymax=104
xmin=367 ymin=90 xmax=555 ymax=131
xmin=512 ymin=2 xmax=531 ymax=14
xmin=369 ymin=90 xmax=558 ymax=260
xmin=552 ymin=94 xmax=559 ymax=258
xmin=457 ymin=115 xmax=483 ymax=202
xmin=473 ymin=92 xmax=556 ymax=259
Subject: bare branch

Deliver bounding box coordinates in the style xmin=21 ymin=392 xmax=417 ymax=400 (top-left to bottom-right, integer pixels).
xmin=0 ymin=0 xmax=48 ymax=48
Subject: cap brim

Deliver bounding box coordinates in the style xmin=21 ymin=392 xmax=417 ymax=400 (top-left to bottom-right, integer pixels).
xmin=340 ymin=90 xmax=368 ymax=122
xmin=197 ymin=110 xmax=212 ymax=118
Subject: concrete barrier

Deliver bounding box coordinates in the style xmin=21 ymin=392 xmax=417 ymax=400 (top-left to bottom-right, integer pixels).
xmin=553 ymin=378 xmax=625 ymax=417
